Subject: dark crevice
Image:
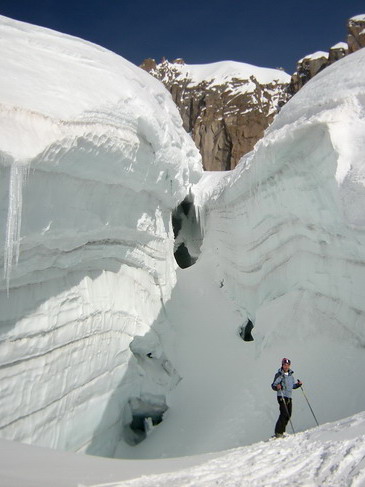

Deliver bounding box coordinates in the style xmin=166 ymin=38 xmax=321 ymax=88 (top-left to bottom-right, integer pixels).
xmin=180 ymin=199 xmax=191 ymax=217
xmin=123 ymin=396 xmax=168 ymax=446
xmin=174 ymin=243 xmax=196 ymax=269
xmin=172 ymin=213 xmax=182 ymax=239
xmin=239 ymin=319 xmax=254 ymax=342
xmin=172 ymin=195 xmax=202 ymax=268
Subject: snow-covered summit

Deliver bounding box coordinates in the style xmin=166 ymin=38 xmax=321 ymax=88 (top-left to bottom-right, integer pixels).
xmin=154 ymin=59 xmax=290 ymax=89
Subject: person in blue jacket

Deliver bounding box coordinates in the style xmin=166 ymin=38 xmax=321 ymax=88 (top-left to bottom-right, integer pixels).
xmin=271 ymin=358 xmax=302 ymax=437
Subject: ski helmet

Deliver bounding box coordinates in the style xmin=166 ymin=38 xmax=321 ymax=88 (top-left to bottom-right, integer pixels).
xmin=282 ymin=358 xmax=291 ymax=365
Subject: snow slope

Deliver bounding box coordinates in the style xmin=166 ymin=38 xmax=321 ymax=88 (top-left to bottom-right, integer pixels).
xmin=2 ymin=411 xmax=365 ymax=486
xmin=102 ymin=412 xmax=365 ymax=487
xmin=0 ymin=14 xmax=201 ymax=456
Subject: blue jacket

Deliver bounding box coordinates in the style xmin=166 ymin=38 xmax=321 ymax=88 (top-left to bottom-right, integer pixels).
xmin=271 ymin=368 xmax=300 ymax=398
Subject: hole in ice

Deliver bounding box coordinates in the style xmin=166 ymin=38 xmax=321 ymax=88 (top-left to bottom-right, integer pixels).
xmin=174 ymin=242 xmax=195 ymax=268
xmin=123 ymin=395 xmax=168 ymax=446
xmin=239 ymin=319 xmax=254 ymax=342
xmin=180 ymin=199 xmax=191 ymax=217
xmin=172 ymin=213 xmax=182 ymax=239
xmin=172 ymin=196 xmax=203 ymax=268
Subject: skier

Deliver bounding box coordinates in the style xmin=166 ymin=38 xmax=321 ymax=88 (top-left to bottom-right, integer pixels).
xmin=271 ymin=358 xmax=302 ymax=437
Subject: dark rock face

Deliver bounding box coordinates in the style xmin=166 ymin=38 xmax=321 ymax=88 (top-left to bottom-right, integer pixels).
xmin=347 ymin=15 xmax=365 ymax=52
xmin=141 ymin=59 xmax=290 ymax=171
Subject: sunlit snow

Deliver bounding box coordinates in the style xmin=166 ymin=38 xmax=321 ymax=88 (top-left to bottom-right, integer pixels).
xmin=1 ymin=13 xmax=365 ymax=487
xmin=161 ymin=60 xmax=290 ymax=86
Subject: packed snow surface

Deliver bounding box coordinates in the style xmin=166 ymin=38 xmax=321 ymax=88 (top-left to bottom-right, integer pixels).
xmin=2 ymin=411 xmax=365 ymax=486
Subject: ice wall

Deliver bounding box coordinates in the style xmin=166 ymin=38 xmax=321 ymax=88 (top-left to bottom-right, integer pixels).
xmin=193 ymin=47 xmax=365 ymax=424
xmin=0 ymin=16 xmax=202 ymax=456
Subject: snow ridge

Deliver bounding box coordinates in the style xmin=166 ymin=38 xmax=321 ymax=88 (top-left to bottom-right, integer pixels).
xmin=154 ymin=59 xmax=290 ymax=88
xmin=111 ymin=413 xmax=365 ymax=487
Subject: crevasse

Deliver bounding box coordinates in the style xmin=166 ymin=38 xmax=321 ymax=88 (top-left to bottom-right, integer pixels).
xmin=2 ymin=14 xmax=365 ymax=462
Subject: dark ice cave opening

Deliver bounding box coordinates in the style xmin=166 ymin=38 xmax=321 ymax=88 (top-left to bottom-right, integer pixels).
xmin=173 ymin=242 xmax=194 ymax=269
xmin=123 ymin=396 xmax=168 ymax=446
xmin=239 ymin=319 xmax=254 ymax=341
xmin=172 ymin=195 xmax=203 ymax=268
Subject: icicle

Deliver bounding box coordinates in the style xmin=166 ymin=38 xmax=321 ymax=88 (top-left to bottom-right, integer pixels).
xmin=4 ymin=163 xmax=28 ymax=293
xmin=194 ymin=202 xmax=206 ymax=237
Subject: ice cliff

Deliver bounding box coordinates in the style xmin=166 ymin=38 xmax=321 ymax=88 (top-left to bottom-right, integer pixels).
xmin=191 ymin=44 xmax=365 ymax=439
xmin=0 ymin=15 xmax=201 ymax=456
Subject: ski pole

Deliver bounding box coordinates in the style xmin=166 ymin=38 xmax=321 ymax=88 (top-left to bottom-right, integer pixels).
xmin=300 ymin=384 xmax=319 ymax=426
xmin=280 ymin=389 xmax=295 ymax=434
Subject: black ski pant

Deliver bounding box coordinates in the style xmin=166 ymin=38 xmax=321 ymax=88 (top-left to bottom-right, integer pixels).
xmin=275 ymin=396 xmax=292 ymax=435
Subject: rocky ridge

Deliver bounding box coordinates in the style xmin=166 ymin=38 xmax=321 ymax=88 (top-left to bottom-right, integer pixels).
xmin=290 ymin=14 xmax=365 ymax=93
xmin=142 ymin=15 xmax=365 ymax=171
xmin=141 ymin=59 xmax=290 ymax=170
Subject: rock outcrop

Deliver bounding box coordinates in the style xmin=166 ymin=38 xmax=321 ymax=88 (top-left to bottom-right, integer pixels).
xmin=348 ymin=14 xmax=365 ymax=52
xmin=328 ymin=42 xmax=349 ymax=63
xmin=141 ymin=59 xmax=290 ymax=170
xmin=290 ymin=50 xmax=329 ymax=93
xmin=290 ymin=15 xmax=364 ymax=94
xmin=142 ymin=14 xmax=365 ymax=171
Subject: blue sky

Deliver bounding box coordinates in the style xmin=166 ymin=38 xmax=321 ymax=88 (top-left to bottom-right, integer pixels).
xmin=0 ymin=1 xmax=364 ymax=73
